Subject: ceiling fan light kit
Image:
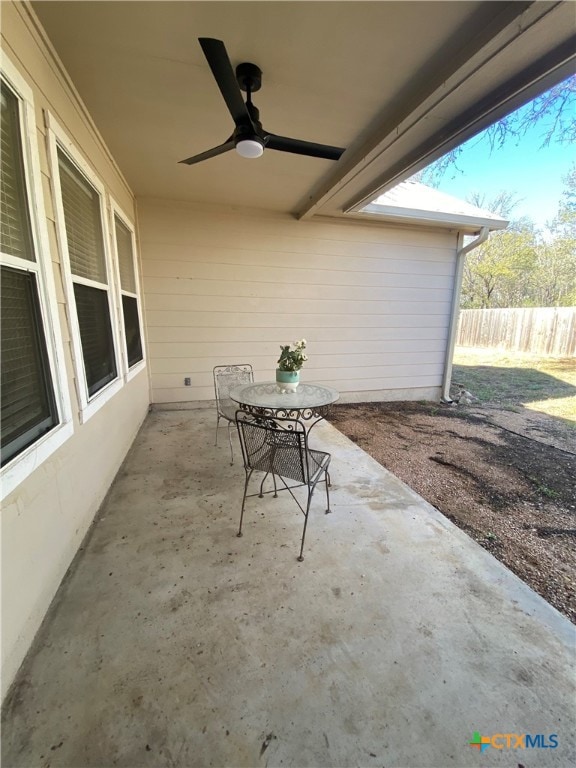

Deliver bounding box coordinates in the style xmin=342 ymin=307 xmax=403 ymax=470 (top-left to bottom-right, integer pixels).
xmin=179 ymin=38 xmax=345 ymax=167
xmin=235 ymin=137 xmax=264 ymax=158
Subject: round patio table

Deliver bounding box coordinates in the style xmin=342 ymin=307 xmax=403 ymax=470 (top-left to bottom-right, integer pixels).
xmin=229 ymin=381 xmax=339 ymax=429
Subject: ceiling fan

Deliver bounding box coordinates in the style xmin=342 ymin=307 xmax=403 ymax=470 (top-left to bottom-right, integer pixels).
xmin=179 ymin=38 xmax=345 ymax=166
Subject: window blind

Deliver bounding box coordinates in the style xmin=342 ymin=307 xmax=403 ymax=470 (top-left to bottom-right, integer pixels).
xmin=1 ymin=266 xmax=57 ymax=465
xmin=114 ymin=215 xmax=136 ymax=293
xmin=57 ymin=150 xmax=106 ymax=283
xmin=0 ymin=82 xmax=34 ymax=261
xmin=121 ymin=295 xmax=143 ymax=367
xmin=73 ymin=283 xmax=117 ymax=396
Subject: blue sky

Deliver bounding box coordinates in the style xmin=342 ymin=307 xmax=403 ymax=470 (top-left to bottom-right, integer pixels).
xmin=425 ymin=92 xmax=575 ymax=229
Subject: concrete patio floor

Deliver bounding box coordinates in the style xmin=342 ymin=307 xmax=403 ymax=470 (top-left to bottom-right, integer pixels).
xmin=2 ymin=408 xmax=575 ymax=768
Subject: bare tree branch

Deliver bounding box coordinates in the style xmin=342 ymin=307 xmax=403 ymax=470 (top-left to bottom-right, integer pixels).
xmin=417 ymin=75 xmax=575 ymax=187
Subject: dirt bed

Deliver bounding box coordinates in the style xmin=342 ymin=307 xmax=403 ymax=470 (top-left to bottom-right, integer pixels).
xmin=329 ymin=401 xmax=576 ymax=623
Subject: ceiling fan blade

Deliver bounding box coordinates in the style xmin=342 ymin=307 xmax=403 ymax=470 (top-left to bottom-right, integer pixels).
xmin=199 ymin=38 xmax=253 ymax=128
xmin=179 ymin=140 xmax=235 ymax=166
xmin=265 ymin=133 xmax=344 ymax=161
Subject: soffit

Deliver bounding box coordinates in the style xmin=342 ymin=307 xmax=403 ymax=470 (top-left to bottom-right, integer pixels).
xmin=30 ymin=1 xmax=573 ymax=218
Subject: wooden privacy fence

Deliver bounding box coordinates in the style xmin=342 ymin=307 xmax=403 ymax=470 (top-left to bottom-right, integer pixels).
xmin=457 ymin=307 xmax=576 ymax=356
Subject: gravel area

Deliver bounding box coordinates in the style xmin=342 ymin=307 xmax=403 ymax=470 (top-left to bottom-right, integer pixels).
xmin=329 ymin=401 xmax=576 ymax=623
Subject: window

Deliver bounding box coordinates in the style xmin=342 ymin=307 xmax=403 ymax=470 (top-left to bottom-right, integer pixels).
xmin=1 ymin=81 xmax=59 ymax=466
xmin=112 ymin=209 xmax=144 ymax=373
xmin=47 ymin=113 xmax=122 ymax=420
xmin=1 ymin=58 xmax=72 ymax=497
xmin=57 ymin=150 xmax=118 ymax=394
xmin=1 ymin=266 xmax=57 ymax=464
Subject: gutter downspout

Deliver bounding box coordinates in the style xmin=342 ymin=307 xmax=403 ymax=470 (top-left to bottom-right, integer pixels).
xmin=441 ymin=226 xmax=489 ymax=403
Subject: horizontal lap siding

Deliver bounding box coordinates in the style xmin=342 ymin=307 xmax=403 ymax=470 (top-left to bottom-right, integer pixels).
xmin=142 ymin=258 xmax=455 ymax=282
xmin=144 ymin=278 xmax=452 ymax=303
xmin=147 ymin=324 xmax=448 ymax=344
xmin=151 ymin=354 xmax=445 ymax=378
xmin=138 ymin=201 xmax=458 ymax=403
xmin=150 ymin=339 xmax=447 ymax=362
xmin=144 ymin=295 xmax=450 ymax=315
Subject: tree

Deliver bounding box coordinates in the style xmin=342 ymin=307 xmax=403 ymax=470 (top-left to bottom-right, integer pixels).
xmin=552 ymin=163 xmax=576 ymax=239
xmin=461 ymin=192 xmax=536 ymax=309
xmin=509 ymin=78 xmax=576 ymax=148
xmin=532 ymin=163 xmax=576 ymax=306
xmin=461 ymin=170 xmax=576 ymax=309
xmin=419 ymin=76 xmax=575 ymax=187
xmin=532 ymin=238 xmax=576 ymax=307
xmin=461 ymin=228 xmax=538 ymax=308
xmin=467 ymin=190 xmax=520 ymax=220
xmin=417 ymin=76 xmax=576 ymax=308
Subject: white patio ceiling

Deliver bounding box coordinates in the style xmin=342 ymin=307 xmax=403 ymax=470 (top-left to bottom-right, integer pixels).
xmin=32 ymin=1 xmax=575 ymax=218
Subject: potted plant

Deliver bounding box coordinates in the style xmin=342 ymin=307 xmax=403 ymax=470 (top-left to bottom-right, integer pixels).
xmin=276 ymin=339 xmax=308 ymax=392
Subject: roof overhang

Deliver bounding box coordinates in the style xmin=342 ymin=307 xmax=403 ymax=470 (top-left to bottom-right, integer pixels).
xmin=355 ymin=205 xmax=509 ymax=235
xmin=299 ymin=1 xmax=576 ymax=220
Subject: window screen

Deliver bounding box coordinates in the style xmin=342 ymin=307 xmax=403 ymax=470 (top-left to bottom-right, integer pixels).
xmin=0 ymin=82 xmax=34 ymax=261
xmin=121 ymin=295 xmax=143 ymax=368
xmin=114 ymin=215 xmax=136 ymax=293
xmin=73 ymin=283 xmax=117 ymax=396
xmin=1 ymin=266 xmax=58 ymax=465
xmin=57 ymin=150 xmax=106 ymax=283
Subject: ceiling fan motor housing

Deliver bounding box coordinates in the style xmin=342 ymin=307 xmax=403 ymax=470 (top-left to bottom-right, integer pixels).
xmin=236 ymin=62 xmax=262 ymax=93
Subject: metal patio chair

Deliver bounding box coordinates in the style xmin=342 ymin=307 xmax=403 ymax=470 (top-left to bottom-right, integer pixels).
xmin=213 ymin=364 xmax=254 ymax=464
xmin=235 ymin=411 xmax=331 ymax=561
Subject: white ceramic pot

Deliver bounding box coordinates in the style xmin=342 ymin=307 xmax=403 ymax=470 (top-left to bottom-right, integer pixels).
xmin=276 ymin=369 xmax=299 ymax=393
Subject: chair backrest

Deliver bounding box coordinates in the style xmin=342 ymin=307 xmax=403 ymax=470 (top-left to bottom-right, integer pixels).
xmin=213 ymin=364 xmax=254 ymax=413
xmin=236 ymin=413 xmax=309 ymax=484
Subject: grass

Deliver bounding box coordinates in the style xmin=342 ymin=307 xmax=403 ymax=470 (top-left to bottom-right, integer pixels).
xmin=452 ymin=347 xmax=576 ymax=425
xmin=530 ymin=481 xmax=560 ymax=499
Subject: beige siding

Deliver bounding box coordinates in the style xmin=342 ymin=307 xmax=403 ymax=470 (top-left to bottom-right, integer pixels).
xmin=138 ymin=200 xmax=458 ymax=404
xmin=1 ymin=3 xmax=149 ymax=698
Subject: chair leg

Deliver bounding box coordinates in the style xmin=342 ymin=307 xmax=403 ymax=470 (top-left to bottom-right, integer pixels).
xmin=215 ymin=413 xmax=221 ymax=446
xmin=227 ymin=421 xmax=234 ymax=465
xmin=297 ymin=490 xmax=314 ymax=562
xmin=237 ymin=470 xmax=252 ymax=537
xmin=258 ymin=471 xmax=270 ymax=498
xmin=324 ymin=470 xmax=331 ymax=514
xmin=257 ymin=472 xmax=277 ymax=498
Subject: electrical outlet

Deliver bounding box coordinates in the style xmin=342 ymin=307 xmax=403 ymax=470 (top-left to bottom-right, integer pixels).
xmin=184 ymin=377 xmax=191 ymax=386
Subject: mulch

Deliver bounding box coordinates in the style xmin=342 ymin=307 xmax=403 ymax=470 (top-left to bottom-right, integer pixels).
xmin=328 ymin=401 xmax=576 ymax=624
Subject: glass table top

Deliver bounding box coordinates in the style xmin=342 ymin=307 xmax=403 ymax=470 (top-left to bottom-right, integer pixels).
xmin=229 ymin=381 xmax=339 ymax=410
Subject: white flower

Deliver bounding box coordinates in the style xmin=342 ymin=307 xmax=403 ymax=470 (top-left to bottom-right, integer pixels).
xmin=278 ymin=338 xmax=308 ymax=371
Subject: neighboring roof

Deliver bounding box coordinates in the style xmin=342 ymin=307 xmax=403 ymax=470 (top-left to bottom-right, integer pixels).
xmin=358 ymin=180 xmax=509 ymax=233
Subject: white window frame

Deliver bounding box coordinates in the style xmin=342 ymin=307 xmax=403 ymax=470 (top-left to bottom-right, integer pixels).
xmin=0 ymin=55 xmax=73 ymax=501
xmin=109 ymin=199 xmax=146 ymax=382
xmin=46 ymin=112 xmax=123 ymax=423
